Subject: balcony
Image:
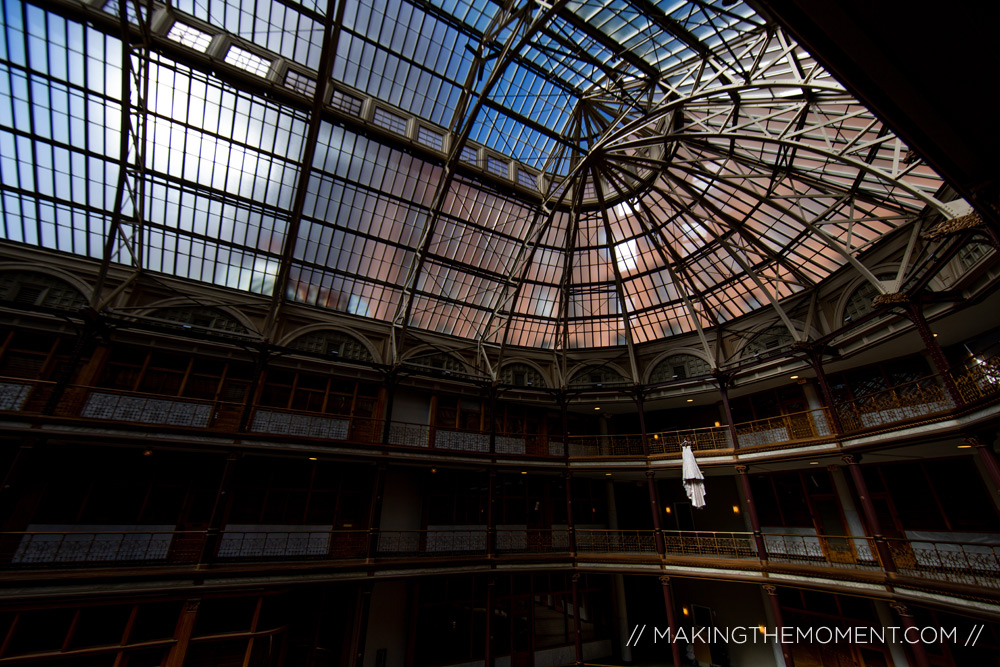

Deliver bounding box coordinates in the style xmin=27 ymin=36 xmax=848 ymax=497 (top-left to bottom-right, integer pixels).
xmin=3 ymin=527 xmax=998 ymax=602
xmin=0 ymin=354 xmax=997 ymax=463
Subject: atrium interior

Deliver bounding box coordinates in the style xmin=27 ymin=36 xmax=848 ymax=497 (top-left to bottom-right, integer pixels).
xmin=0 ymin=0 xmax=999 ymax=665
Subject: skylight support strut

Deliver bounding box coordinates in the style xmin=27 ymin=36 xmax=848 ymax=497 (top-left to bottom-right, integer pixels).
xmin=92 ymin=0 xmax=154 ymax=310
xmin=262 ymin=0 xmax=345 ymax=339
xmin=389 ymin=0 xmax=568 ymax=365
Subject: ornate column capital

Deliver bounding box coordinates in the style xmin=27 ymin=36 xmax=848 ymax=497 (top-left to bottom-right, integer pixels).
xmin=735 ymin=465 xmax=749 ymax=474
xmin=645 ymin=470 xmax=655 ymax=480
xmin=762 ymin=584 xmax=777 ymax=596
xmin=890 ymin=602 xmax=911 ymax=617
xmin=658 ymin=575 xmax=671 ymax=585
xmin=841 ymin=454 xmax=858 ymax=465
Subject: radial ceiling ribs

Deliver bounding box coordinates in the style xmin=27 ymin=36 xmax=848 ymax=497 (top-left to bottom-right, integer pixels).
xmin=388 ymin=0 xmax=568 ymax=365
xmin=262 ymin=0 xmax=344 ymax=338
xmin=92 ymin=0 xmax=154 ymax=309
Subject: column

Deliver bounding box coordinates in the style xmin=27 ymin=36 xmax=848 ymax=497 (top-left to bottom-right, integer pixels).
xmin=714 ymin=372 xmax=741 ymax=449
xmin=351 ymin=583 xmax=374 ymax=667
xmin=366 ymin=464 xmax=387 ymax=561
xmin=646 ymin=470 xmax=666 ymax=555
xmin=902 ymin=302 xmax=963 ymax=406
xmin=634 ymin=387 xmax=650 ymax=456
xmin=486 ymin=469 xmax=497 ymax=557
xmin=874 ymin=601 xmax=911 ymax=667
xmin=484 ymin=577 xmax=495 ymax=667
xmin=238 ymin=343 xmax=269 ymax=432
xmin=968 ymin=434 xmax=1000 ymax=499
xmin=763 ymin=585 xmax=794 ymax=667
xmin=380 ymin=368 xmax=398 ymax=444
xmin=42 ymin=319 xmax=101 ymax=416
xmin=891 ymin=602 xmax=931 ymax=667
xmin=829 ymin=466 xmax=870 ymax=560
xmin=735 ymin=466 xmax=767 ymax=561
xmin=659 ymin=576 xmax=682 ymax=667
xmin=571 ymin=573 xmax=583 ymax=666
xmin=165 ymin=599 xmax=200 ymax=667
xmin=841 ymin=455 xmax=896 ymax=573
xmin=605 ymin=478 xmax=631 ymax=663
xmin=564 ymin=471 xmax=576 ymax=553
xmin=487 ymin=382 xmax=498 ymax=454
xmin=198 ymin=453 xmax=238 ymax=566
xmin=805 ymin=350 xmax=844 ymax=434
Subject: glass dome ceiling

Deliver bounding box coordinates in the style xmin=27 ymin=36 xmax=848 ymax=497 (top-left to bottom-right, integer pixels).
xmin=0 ymin=0 xmax=959 ymax=351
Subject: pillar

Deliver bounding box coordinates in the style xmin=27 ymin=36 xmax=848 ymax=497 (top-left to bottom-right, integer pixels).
xmin=735 ymin=466 xmax=767 ymax=560
xmin=968 ymin=434 xmax=1000 ymax=499
xmin=571 ymin=573 xmax=583 ymax=666
xmin=829 ymin=466 xmax=871 ymax=561
xmin=486 ymin=469 xmax=496 ymax=557
xmin=805 ymin=350 xmax=844 ymax=434
xmin=564 ymin=470 xmax=576 ymax=553
xmin=605 ymin=478 xmax=631 ymax=663
xmin=238 ymin=343 xmax=269 ymax=432
xmin=763 ymin=585 xmax=794 ymax=667
xmin=841 ymin=455 xmax=896 ymax=573
xmin=659 ymin=576 xmax=682 ymax=667
xmin=891 ymin=602 xmax=931 ymax=667
xmin=366 ymin=464 xmax=387 ymax=561
xmin=487 ymin=382 xmax=498 ymax=454
xmin=351 ymin=583 xmax=374 ymax=667
xmin=198 ymin=452 xmax=238 ymax=566
xmin=902 ymin=302 xmax=963 ymax=406
xmin=380 ymin=368 xmax=398 ymax=444
xmin=484 ymin=577 xmax=495 ymax=667
xmin=165 ymin=599 xmax=200 ymax=667
xmin=874 ymin=601 xmax=911 ymax=667
xmin=634 ymin=387 xmax=650 ymax=456
xmin=714 ymin=372 xmax=740 ymax=448
xmin=42 ymin=317 xmax=101 ymax=416
xmin=646 ymin=470 xmax=666 ymax=555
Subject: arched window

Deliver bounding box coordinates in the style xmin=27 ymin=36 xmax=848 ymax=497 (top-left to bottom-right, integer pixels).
xmin=0 ymin=271 xmax=86 ymax=310
xmin=649 ymin=354 xmax=711 ymax=383
xmin=568 ymin=365 xmax=627 ymax=387
xmin=842 ymin=275 xmax=894 ymax=324
xmin=404 ymin=351 xmax=467 ymax=373
xmin=287 ymin=329 xmax=374 ymax=362
xmin=740 ymin=326 xmax=794 ymax=359
xmin=499 ymin=363 xmax=546 ymax=387
xmin=147 ymin=306 xmax=248 ymax=335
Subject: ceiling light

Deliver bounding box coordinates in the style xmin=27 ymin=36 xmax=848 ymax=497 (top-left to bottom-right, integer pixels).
xmin=790 ymin=375 xmax=799 ymax=380
xmin=521 ymin=471 xmax=527 ymax=475
xmin=933 ymin=333 xmax=938 ymax=337
xmin=142 ymin=449 xmax=153 ymax=457
xmin=809 ymin=461 xmax=819 ymax=465
xmin=732 ymin=505 xmax=740 ymax=514
xmin=308 ymin=457 xmax=317 ymax=461
xmin=957 ymin=444 xmax=972 ymax=449
xmin=594 ymin=407 xmax=601 ymax=410
xmin=686 ymin=399 xmax=693 ymax=402
xmin=605 ymin=473 xmax=612 ymax=476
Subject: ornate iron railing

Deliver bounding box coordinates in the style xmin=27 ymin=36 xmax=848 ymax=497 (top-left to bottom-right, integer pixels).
xmin=887 ymin=538 xmax=1000 ymax=589
xmin=661 ymin=530 xmax=758 ymax=559
xmin=215 ymin=529 xmax=369 ymax=560
xmin=763 ymin=533 xmax=882 ymax=572
xmin=836 ymin=375 xmax=954 ymax=432
xmin=0 ymin=529 xmax=204 ymax=565
xmin=952 ymin=354 xmax=1000 ymax=403
xmin=648 ymin=427 xmax=732 ymax=454
xmin=575 ymin=530 xmax=658 ymax=554
xmin=734 ymin=408 xmax=834 ymax=448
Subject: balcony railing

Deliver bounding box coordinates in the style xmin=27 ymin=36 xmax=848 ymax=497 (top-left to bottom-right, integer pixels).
xmin=886 ymin=537 xmax=1000 ymax=590
xmin=662 ymin=530 xmax=757 ymax=559
xmin=575 ymin=529 xmax=658 ymax=554
xmin=835 ymin=375 xmax=955 ymax=432
xmin=0 ymin=354 xmax=997 ymax=460
xmin=763 ymin=533 xmax=882 ymax=573
xmin=3 ymin=528 xmax=1000 ymax=594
